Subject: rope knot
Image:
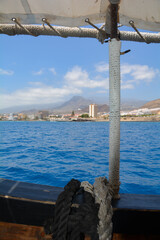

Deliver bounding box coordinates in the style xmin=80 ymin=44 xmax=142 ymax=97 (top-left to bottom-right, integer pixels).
xmin=97 ymin=30 xmax=107 ymax=44
xmin=44 ymin=177 xmax=113 ymax=240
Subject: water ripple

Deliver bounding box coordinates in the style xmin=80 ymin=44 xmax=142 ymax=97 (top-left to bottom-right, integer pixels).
xmin=0 ymin=121 xmax=159 ymax=194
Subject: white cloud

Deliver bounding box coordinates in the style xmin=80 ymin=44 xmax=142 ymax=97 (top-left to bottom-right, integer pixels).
xmin=49 ymin=68 xmax=56 ymax=75
xmin=131 ymin=66 xmax=156 ymax=82
xmin=121 ymin=84 xmax=134 ymax=89
xmin=1 ymin=63 xmax=158 ymax=109
xmin=95 ymin=62 xmax=109 ymax=72
xmin=0 ymin=68 xmax=14 ymax=75
xmin=121 ymin=63 xmax=159 ymax=89
xmin=121 ymin=64 xmax=157 ymax=82
xmin=33 ymin=69 xmax=44 ymax=75
xmin=0 ymin=86 xmax=81 ymax=109
xmin=32 ymin=68 xmax=56 ymax=76
xmin=94 ymin=62 xmax=158 ymax=90
xmin=65 ymin=66 xmax=109 ymax=89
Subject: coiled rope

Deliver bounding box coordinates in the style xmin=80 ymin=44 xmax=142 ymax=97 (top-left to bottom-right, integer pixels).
xmin=44 ymin=177 xmax=113 ymax=240
xmin=53 ymin=179 xmax=81 ymax=240
xmin=94 ymin=177 xmax=113 ymax=240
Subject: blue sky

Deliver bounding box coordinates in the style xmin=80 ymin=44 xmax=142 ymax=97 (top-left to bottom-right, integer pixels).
xmin=0 ymin=27 xmax=160 ymax=109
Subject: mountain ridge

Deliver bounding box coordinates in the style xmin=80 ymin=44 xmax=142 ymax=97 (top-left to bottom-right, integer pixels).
xmin=53 ymin=96 xmax=93 ymax=113
xmin=0 ymin=96 xmax=159 ymax=114
xmin=140 ymin=98 xmax=160 ymax=109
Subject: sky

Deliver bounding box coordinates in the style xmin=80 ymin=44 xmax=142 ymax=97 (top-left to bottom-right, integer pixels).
xmin=0 ymin=26 xmax=160 ymax=110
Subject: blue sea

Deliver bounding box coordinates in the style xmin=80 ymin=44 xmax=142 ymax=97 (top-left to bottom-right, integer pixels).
xmin=0 ymin=121 xmax=160 ymax=195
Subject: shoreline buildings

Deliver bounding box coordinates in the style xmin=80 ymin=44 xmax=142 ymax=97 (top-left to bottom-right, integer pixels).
xmin=89 ymin=104 xmax=98 ymax=118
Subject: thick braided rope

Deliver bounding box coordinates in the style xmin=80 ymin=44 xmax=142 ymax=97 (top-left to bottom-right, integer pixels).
xmin=52 ymin=179 xmax=81 ymax=240
xmin=81 ymin=178 xmax=113 ymax=240
xmin=80 ymin=181 xmax=99 ymax=240
xmin=45 ymin=178 xmax=113 ymax=240
xmin=94 ymin=177 xmax=113 ymax=240
xmin=81 ymin=181 xmax=94 ymax=197
xmin=1 ymin=24 xmax=160 ymax=43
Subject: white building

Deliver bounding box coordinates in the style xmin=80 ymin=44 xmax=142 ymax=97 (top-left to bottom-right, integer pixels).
xmin=8 ymin=113 xmax=14 ymax=121
xmin=89 ymin=104 xmax=98 ymax=118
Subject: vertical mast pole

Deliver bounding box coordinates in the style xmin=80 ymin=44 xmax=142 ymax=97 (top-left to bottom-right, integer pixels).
xmin=108 ymin=0 xmax=121 ymax=199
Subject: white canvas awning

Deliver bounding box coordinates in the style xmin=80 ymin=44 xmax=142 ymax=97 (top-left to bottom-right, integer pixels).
xmin=0 ymin=0 xmax=160 ymax=32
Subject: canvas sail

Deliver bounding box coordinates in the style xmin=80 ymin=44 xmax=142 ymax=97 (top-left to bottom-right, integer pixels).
xmin=0 ymin=0 xmax=160 ymax=31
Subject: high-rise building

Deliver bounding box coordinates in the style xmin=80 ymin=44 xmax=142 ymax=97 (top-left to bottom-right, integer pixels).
xmin=89 ymin=104 xmax=98 ymax=118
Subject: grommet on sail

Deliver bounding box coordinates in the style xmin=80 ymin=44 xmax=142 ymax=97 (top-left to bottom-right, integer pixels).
xmin=0 ymin=0 xmax=160 ymax=42
xmin=0 ymin=0 xmax=160 ymax=31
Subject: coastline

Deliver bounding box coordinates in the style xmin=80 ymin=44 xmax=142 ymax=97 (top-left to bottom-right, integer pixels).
xmin=97 ymin=116 xmax=160 ymax=122
xmin=0 ymin=117 xmax=159 ymax=122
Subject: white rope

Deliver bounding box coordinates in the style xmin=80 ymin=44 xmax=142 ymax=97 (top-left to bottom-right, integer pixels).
xmin=94 ymin=177 xmax=113 ymax=240
xmin=0 ymin=24 xmax=97 ymax=39
xmin=81 ymin=181 xmax=94 ymax=197
xmin=81 ymin=177 xmax=113 ymax=240
xmin=81 ymin=178 xmax=113 ymax=240
xmin=109 ymin=38 xmax=121 ymax=199
xmin=0 ymin=24 xmax=160 ymax=43
xmin=120 ymin=30 xmax=160 ymax=43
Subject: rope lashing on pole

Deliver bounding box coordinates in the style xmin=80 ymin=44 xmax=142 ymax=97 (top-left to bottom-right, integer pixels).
xmin=85 ymin=18 xmax=109 ymax=44
xmin=44 ymin=178 xmax=113 ymax=240
xmin=109 ymin=38 xmax=121 ymax=199
xmin=0 ymin=24 xmax=160 ymax=43
xmin=0 ymin=24 xmax=98 ymax=39
xmin=119 ymin=30 xmax=160 ymax=43
xmin=42 ymin=18 xmax=67 ymax=38
xmin=11 ymin=18 xmax=37 ymax=37
xmin=108 ymin=0 xmax=121 ymax=199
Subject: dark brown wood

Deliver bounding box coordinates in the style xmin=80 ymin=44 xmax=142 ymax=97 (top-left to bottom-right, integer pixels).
xmin=0 ymin=221 xmax=52 ymax=240
xmin=0 ymin=179 xmax=160 ymax=235
xmin=0 ymin=222 xmax=91 ymax=240
xmin=112 ymin=233 xmax=160 ymax=240
xmin=1 ymin=222 xmax=159 ymax=240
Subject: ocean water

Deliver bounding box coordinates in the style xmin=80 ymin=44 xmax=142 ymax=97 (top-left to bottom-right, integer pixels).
xmin=0 ymin=121 xmax=160 ymax=194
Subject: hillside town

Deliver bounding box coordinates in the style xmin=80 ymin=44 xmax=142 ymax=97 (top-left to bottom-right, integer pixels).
xmin=0 ymin=103 xmax=160 ymax=122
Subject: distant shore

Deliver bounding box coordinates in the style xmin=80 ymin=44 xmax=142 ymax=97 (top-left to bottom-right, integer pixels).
xmin=98 ymin=116 xmax=160 ymax=122
xmin=1 ymin=116 xmax=159 ymax=122
xmin=121 ymin=116 xmax=159 ymax=122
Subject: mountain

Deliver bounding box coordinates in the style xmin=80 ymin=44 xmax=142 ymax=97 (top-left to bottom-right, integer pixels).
xmin=0 ymin=103 xmax=62 ymax=114
xmin=140 ymin=99 xmax=160 ymax=109
xmin=120 ymin=99 xmax=147 ymax=111
xmin=53 ymin=96 xmax=93 ymax=113
xmin=0 ymin=96 xmax=92 ymax=114
xmin=1 ymin=96 xmax=157 ymax=114
xmin=98 ymin=104 xmax=109 ymax=112
xmin=82 ymin=104 xmax=109 ymax=113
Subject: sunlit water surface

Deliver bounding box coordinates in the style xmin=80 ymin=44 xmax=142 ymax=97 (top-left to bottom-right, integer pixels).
xmin=0 ymin=121 xmax=159 ymax=194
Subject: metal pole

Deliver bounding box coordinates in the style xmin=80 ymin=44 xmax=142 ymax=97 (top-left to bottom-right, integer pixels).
xmin=109 ymin=39 xmax=121 ymax=199
xmin=108 ymin=0 xmax=121 ymax=199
